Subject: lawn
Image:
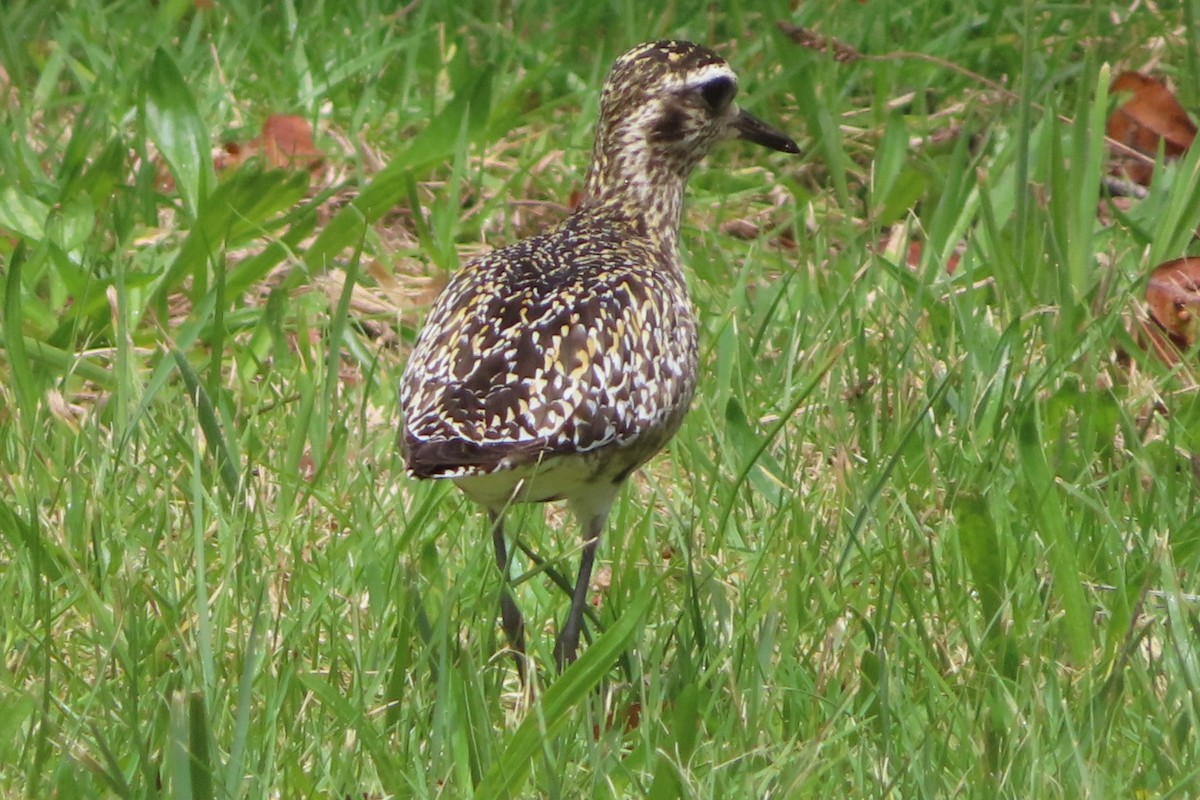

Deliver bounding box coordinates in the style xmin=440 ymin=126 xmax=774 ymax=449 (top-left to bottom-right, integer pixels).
xmin=3 ymin=0 xmax=1200 ymax=797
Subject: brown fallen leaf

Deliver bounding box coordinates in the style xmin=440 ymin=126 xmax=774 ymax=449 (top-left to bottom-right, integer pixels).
xmin=216 ymin=113 xmax=325 ymax=174
xmin=0 ymin=64 xmax=13 ymax=113
xmin=591 ymin=701 xmax=642 ymax=739
xmin=1142 ymin=257 xmax=1200 ymax=364
xmin=1107 ymin=72 xmax=1196 ymax=186
xmin=260 ymin=114 xmax=324 ymax=171
xmin=905 ymin=240 xmax=961 ymax=275
xmin=875 ymin=229 xmax=961 ymax=275
xmin=719 ymin=217 xmax=761 ymax=239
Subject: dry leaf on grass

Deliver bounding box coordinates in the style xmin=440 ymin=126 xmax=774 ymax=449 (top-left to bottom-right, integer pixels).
xmin=216 ymin=113 xmax=325 ymax=174
xmin=877 ymin=227 xmax=962 ymax=275
xmin=908 ymin=239 xmax=962 ymax=275
xmin=1140 ymin=257 xmax=1200 ymax=365
xmin=0 ymin=64 xmax=14 ymax=112
xmin=720 ymin=218 xmax=763 ymax=239
xmin=1107 ymin=71 xmax=1196 ymax=186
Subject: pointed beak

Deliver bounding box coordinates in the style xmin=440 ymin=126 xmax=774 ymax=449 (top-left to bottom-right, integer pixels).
xmin=734 ymin=108 xmax=800 ymax=154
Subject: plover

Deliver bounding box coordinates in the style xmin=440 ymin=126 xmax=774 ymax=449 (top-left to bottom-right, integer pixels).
xmin=400 ymin=40 xmax=799 ymax=673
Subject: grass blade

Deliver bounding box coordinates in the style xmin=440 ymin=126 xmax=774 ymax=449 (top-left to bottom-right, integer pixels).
xmin=173 ymin=348 xmax=241 ymax=500
xmin=2 ymin=241 xmax=39 ymax=420
xmin=142 ymin=48 xmax=211 ymax=218
xmin=168 ymin=693 xmax=194 ymax=800
xmin=476 ymin=586 xmax=656 ymax=799
xmin=1017 ymin=411 xmax=1091 ymax=664
xmin=303 ymin=66 xmax=493 ymax=273
xmin=187 ymin=693 xmax=216 ymax=800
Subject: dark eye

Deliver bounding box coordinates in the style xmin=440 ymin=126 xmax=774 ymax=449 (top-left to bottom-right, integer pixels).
xmin=699 ymin=76 xmax=736 ymax=113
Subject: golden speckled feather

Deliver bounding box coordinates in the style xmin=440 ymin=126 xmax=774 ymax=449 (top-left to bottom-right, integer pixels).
xmin=401 ymin=210 xmax=696 ymax=479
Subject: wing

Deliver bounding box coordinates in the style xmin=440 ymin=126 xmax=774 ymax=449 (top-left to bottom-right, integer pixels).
xmin=399 ymin=234 xmax=696 ymax=479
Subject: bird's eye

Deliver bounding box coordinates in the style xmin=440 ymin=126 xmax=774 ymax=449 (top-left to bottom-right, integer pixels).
xmin=699 ymin=76 xmax=736 ymax=113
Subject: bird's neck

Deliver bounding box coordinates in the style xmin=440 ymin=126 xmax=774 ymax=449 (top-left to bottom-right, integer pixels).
xmin=578 ymin=137 xmax=689 ymax=255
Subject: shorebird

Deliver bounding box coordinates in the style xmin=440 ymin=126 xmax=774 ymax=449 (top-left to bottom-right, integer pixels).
xmin=400 ymin=40 xmax=799 ymax=673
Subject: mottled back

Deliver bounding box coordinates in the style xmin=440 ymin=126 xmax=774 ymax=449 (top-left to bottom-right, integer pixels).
xmin=400 ymin=211 xmax=698 ymax=478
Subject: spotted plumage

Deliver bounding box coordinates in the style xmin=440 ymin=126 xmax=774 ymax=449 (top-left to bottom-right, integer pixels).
xmin=399 ymin=40 xmax=799 ymax=672
xmin=402 ymin=215 xmax=694 ymax=486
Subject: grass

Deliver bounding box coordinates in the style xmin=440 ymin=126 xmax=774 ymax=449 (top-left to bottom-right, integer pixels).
xmin=3 ymin=0 xmax=1200 ymax=796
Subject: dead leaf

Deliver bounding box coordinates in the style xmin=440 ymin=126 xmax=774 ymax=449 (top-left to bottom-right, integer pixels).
xmin=0 ymin=64 xmax=13 ymax=112
xmin=590 ymin=564 xmax=612 ymax=607
xmin=1107 ymin=71 xmax=1196 ymax=186
xmin=591 ymin=701 xmax=643 ymax=739
xmin=215 ymin=114 xmax=325 ymax=174
xmin=720 ymin=218 xmax=761 ymax=239
xmin=46 ymin=388 xmax=86 ymax=430
xmin=876 ymin=228 xmax=961 ymax=275
xmin=1142 ymin=257 xmax=1200 ymax=363
xmin=260 ymin=114 xmax=324 ymax=171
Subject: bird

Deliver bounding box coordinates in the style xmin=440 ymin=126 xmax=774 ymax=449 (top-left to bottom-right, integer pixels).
xmin=399 ymin=40 xmax=799 ymax=675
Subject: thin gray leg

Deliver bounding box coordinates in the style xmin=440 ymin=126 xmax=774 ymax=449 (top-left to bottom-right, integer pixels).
xmin=553 ymin=513 xmax=604 ymax=670
xmin=490 ymin=512 xmax=527 ymax=681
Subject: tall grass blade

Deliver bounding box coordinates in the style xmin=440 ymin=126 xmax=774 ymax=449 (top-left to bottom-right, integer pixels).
xmin=174 ymin=348 xmax=242 ymax=500
xmin=2 ymin=242 xmax=38 ymax=420
xmin=142 ymin=48 xmax=211 ymax=218
xmin=476 ymin=587 xmax=656 ymax=799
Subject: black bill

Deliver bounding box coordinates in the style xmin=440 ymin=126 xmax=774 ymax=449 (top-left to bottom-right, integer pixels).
xmin=734 ymin=108 xmax=800 ymax=154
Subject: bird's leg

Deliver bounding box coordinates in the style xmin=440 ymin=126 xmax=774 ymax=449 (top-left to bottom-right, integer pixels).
xmin=490 ymin=511 xmax=527 ymax=681
xmin=553 ymin=512 xmax=605 ymax=670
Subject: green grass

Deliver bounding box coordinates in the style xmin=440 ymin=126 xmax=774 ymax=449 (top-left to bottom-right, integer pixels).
xmin=3 ymin=0 xmax=1200 ymax=796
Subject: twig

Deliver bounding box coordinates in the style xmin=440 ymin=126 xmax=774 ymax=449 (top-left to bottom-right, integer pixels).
xmin=778 ymin=22 xmax=1158 ymax=169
